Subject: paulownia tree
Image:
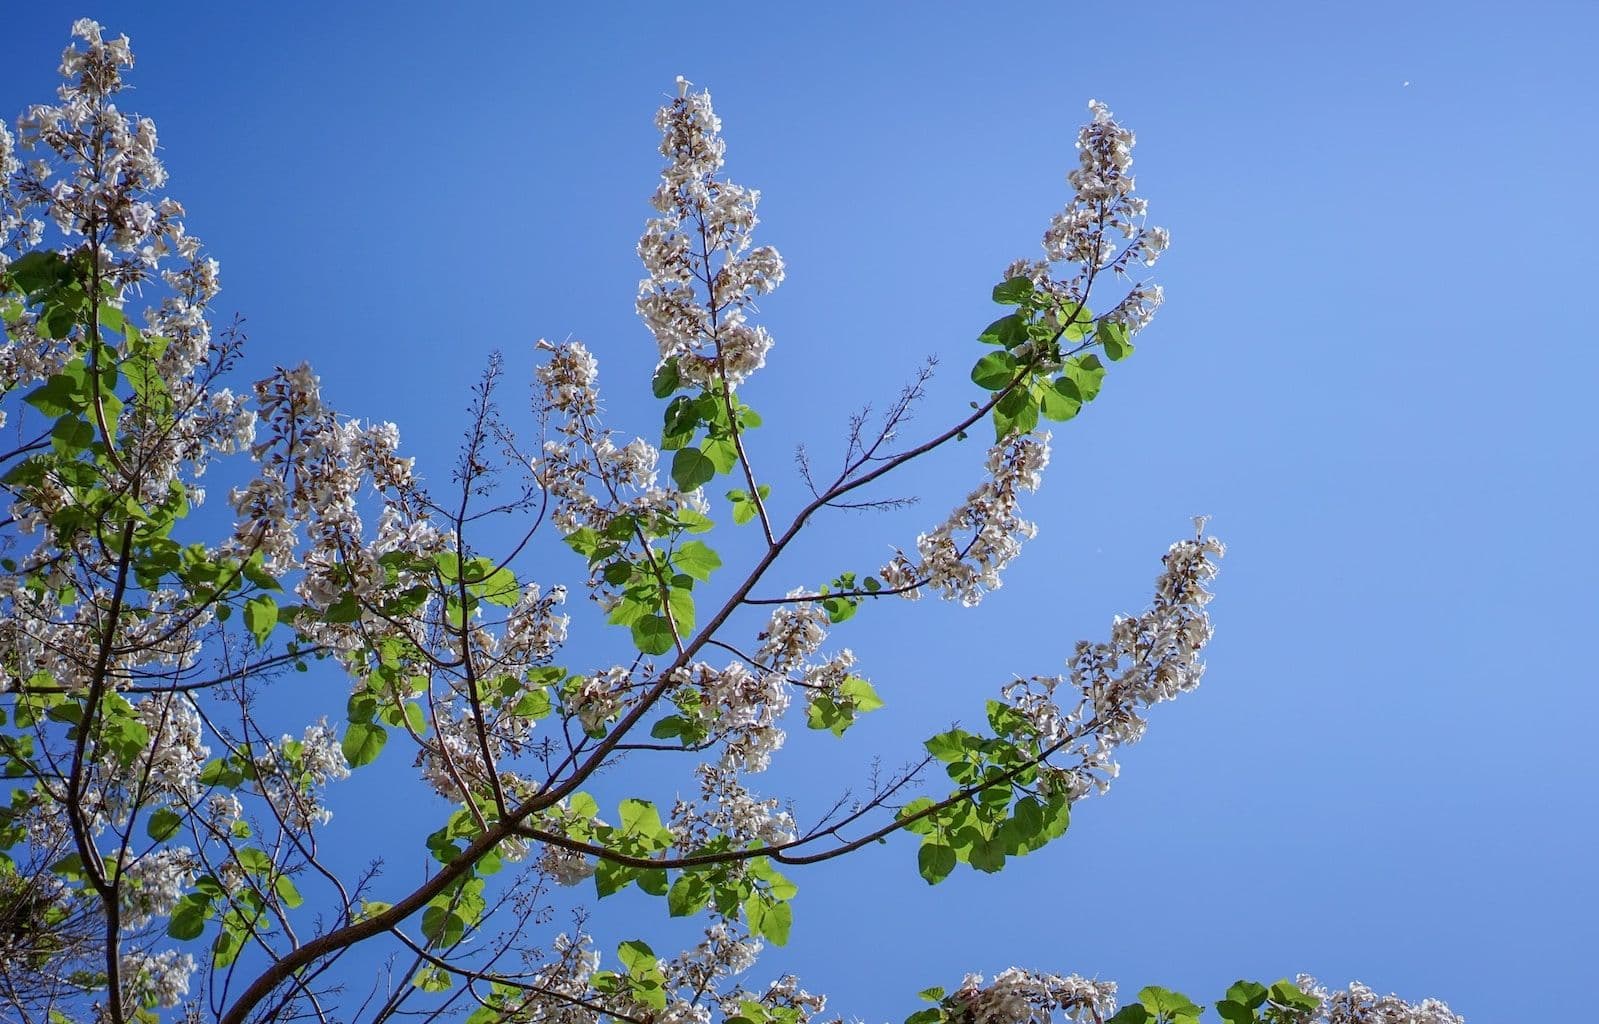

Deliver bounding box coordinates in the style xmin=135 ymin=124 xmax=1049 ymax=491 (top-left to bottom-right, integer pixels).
xmin=0 ymin=21 xmax=1459 ymax=1024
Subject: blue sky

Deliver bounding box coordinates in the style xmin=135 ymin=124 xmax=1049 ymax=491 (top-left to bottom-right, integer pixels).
xmin=5 ymin=3 xmax=1596 ymax=1020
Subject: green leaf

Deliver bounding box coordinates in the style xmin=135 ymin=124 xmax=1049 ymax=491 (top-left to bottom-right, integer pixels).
xmin=651 ymin=358 xmax=681 ymax=398
xmin=674 ymin=540 xmax=721 ymax=582
xmin=166 ymin=894 xmax=209 ymax=941
xmin=666 ymin=586 xmax=695 ymax=633
xmin=631 ymin=615 xmax=676 ymax=656
xmin=1097 ymin=319 xmax=1133 ymax=361
xmin=1065 ymin=354 xmax=1105 ymax=401
xmin=702 ymin=436 xmax=738 ymax=473
xmin=993 ymin=385 xmax=1039 ymax=440
xmin=341 ymin=722 xmax=386 ymax=767
xmin=1225 ymin=981 xmax=1268 ymax=1010
xmin=421 ymin=905 xmax=466 ymax=948
xmin=617 ymin=939 xmax=658 ymax=977
xmin=594 ymin=860 xmax=633 ymax=898
xmin=212 ymin=927 xmax=242 ymax=969
xmin=25 ymin=373 xmax=84 ymax=418
xmin=746 ymin=897 xmax=792 ymax=945
xmin=49 ymin=415 xmax=93 ymax=454
xmin=917 ymin=988 xmax=946 ymax=1005
xmin=471 ymin=565 xmax=520 ymax=606
xmin=968 ymin=834 xmax=1006 ymax=873
xmin=274 ymin=875 xmax=303 ymax=909
xmin=991 ymin=278 xmax=1034 ymax=305
xmin=619 ymin=798 xmax=666 ymax=843
xmin=413 ymin=966 xmax=454 ymax=993
xmin=970 ymin=351 xmax=1019 ymax=390
xmin=917 ymin=842 xmax=956 ymax=885
xmin=1268 ymin=980 xmax=1320 ymax=1012
xmin=244 ymin=595 xmax=277 ymax=645
xmin=667 ymin=873 xmax=712 ymax=917
xmin=1106 ymin=1008 xmax=1150 ymax=1024
xmin=1215 ymin=1000 xmax=1255 ymax=1024
xmin=662 ymin=396 xmax=700 ymax=448
xmin=1138 ymin=987 xmax=1202 ymax=1021
xmin=8 ymin=251 xmax=70 ymax=293
xmin=978 ymin=314 xmax=1027 ymax=348
xmin=839 ymin=676 xmax=884 ymax=712
xmin=146 ymin=808 xmax=182 ymax=842
xmin=924 ymin=729 xmax=970 ymax=763
xmin=671 ymin=447 xmax=716 ymax=491
xmin=323 ymin=593 xmax=361 ymax=624
xmin=1038 ymin=379 xmax=1082 ymax=422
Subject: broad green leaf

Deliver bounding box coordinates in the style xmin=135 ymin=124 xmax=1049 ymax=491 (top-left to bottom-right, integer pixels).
xmin=166 ymin=894 xmax=209 ymax=941
xmin=146 ymin=808 xmax=182 ymax=842
xmin=274 ymin=875 xmax=303 ymax=909
xmin=631 ymin=614 xmax=676 ymax=656
xmin=917 ymin=842 xmax=956 ymax=884
xmin=674 ymin=540 xmax=721 ymax=582
xmin=702 ymin=437 xmax=738 ymax=473
xmin=993 ymin=385 xmax=1039 ymax=440
xmin=924 ymin=730 xmax=969 ymax=762
xmin=671 ymin=447 xmax=715 ymax=491
xmin=970 ymin=351 xmax=1018 ymax=390
xmin=1097 ymin=319 xmax=1133 ymax=361
xmin=212 ymin=927 xmax=242 ymax=968
xmin=341 ymin=722 xmax=386 ymax=767
xmin=1138 ymin=987 xmax=1202 ymax=1021
xmin=1038 ymin=379 xmax=1082 ymax=421
xmin=1065 ymin=354 xmax=1105 ymax=400
xmin=978 ymin=314 xmax=1027 ymax=348
xmin=968 ymin=834 xmax=1006 ymax=873
xmin=244 ymin=595 xmax=277 ymax=645
xmin=1215 ymin=1000 xmax=1255 ymax=1024
xmin=651 ymin=358 xmax=681 ymax=398
xmin=668 ymin=873 xmax=711 ymax=917
xmin=421 ymin=905 xmax=466 ymax=948
xmin=839 ymin=676 xmax=884 ymax=711
xmin=746 ymin=897 xmax=792 ymax=945
xmin=619 ymin=798 xmax=665 ymax=839
xmin=413 ymin=966 xmax=453 ymax=993
xmin=1225 ymin=981 xmax=1268 ymax=1009
xmin=992 ymin=278 xmax=1034 ymax=305
xmin=617 ymin=939 xmax=658 ymax=977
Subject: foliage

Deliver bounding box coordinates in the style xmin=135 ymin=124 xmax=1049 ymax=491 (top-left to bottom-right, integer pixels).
xmin=0 ymin=21 xmax=1459 ymax=1024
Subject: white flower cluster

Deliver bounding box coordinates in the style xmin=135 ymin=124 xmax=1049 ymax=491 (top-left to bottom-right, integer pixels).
xmin=119 ymin=948 xmax=195 ymax=1009
xmin=671 ymin=763 xmax=797 ymax=848
xmin=953 ymin=968 xmax=1119 ymax=1024
xmin=1005 ymin=99 xmax=1167 ymax=340
xmin=520 ymin=932 xmax=603 ymax=1024
xmin=674 ymin=660 xmax=792 ymax=772
xmin=230 ymin=363 xmax=418 ymax=643
xmin=253 ymin=718 xmax=350 ymax=829
xmin=757 ymin=594 xmax=830 ymax=672
xmin=119 ymin=846 xmax=197 ymax=928
xmin=882 ymin=433 xmax=1051 ymax=607
xmin=1001 ymin=521 xmax=1224 ymax=801
xmin=1297 ymin=977 xmax=1464 ymax=1024
xmin=638 ymin=82 xmax=785 ymax=388
xmin=502 ymin=582 xmax=570 ymax=665
xmin=131 ymin=693 xmax=209 ymax=804
xmin=537 ymin=841 xmax=597 ymax=887
xmin=530 ymin=341 xmax=697 ymax=577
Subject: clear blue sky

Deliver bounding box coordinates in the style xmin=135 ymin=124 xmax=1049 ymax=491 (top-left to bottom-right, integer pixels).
xmin=5 ymin=3 xmax=1595 ymax=1020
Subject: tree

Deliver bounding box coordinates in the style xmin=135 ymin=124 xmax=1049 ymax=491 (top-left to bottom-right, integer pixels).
xmin=0 ymin=20 xmax=1459 ymax=1024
